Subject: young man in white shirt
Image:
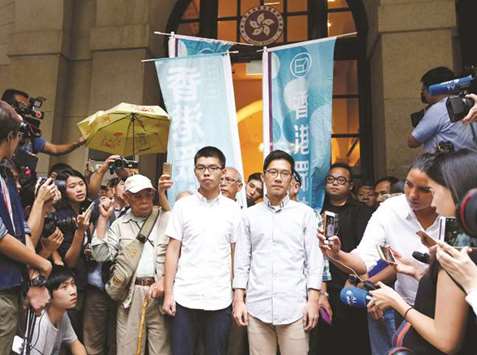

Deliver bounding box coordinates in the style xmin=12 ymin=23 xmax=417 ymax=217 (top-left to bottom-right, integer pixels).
xmin=163 ymin=146 xmax=242 ymax=355
xmin=233 ymin=150 xmax=323 ymax=355
xmin=29 ymin=266 xmax=86 ymax=355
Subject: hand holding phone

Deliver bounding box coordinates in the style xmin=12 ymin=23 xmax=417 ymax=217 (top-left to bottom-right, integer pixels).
xmin=376 ymin=244 xmax=396 ymax=264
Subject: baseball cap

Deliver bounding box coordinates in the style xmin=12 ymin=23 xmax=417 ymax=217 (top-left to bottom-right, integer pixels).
xmin=124 ymin=174 xmax=154 ymax=193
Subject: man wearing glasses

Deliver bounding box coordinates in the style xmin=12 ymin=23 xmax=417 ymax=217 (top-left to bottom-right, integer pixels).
xmin=233 ymin=150 xmax=323 ymax=355
xmin=163 ymin=146 xmax=242 ymax=355
xmin=313 ymin=163 xmax=373 ymax=354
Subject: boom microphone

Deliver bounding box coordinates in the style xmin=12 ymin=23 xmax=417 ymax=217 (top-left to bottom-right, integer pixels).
xmin=427 ymin=74 xmax=474 ymax=96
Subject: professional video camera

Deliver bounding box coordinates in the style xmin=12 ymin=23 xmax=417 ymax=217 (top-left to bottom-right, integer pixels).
xmin=109 ymin=157 xmax=138 ymax=175
xmin=13 ymin=96 xmax=46 ymax=139
xmin=41 ymin=212 xmax=77 ymax=238
xmin=427 ymin=67 xmax=477 ymax=122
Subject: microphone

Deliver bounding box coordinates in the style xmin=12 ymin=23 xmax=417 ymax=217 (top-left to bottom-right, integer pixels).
xmin=339 ymin=287 xmax=371 ymax=309
xmin=427 ymin=74 xmax=474 ymax=96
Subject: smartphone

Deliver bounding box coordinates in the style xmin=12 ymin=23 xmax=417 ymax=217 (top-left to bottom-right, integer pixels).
xmin=376 ymin=244 xmax=396 ymax=264
xmin=416 ymin=230 xmax=437 ymax=248
xmin=82 ymin=201 xmax=95 ymax=216
xmin=319 ymin=307 xmax=332 ymax=325
xmin=323 ymin=211 xmax=339 ymax=240
xmin=438 ymin=216 xmax=459 ymax=245
xmin=162 ymin=162 xmax=172 ymax=176
xmin=11 ymin=335 xmax=24 ymax=354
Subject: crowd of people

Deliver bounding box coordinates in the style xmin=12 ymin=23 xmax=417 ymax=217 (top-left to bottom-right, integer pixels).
xmin=0 ymin=63 xmax=477 ymax=355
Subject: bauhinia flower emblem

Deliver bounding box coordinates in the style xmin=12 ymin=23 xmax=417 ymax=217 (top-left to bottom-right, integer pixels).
xmin=250 ymin=13 xmax=275 ymax=36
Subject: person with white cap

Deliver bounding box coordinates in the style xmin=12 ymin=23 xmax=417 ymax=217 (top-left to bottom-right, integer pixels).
xmin=91 ymin=174 xmax=171 ymax=355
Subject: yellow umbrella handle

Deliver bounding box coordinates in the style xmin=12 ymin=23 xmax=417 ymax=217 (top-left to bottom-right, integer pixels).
xmin=135 ymin=296 xmax=150 ymax=355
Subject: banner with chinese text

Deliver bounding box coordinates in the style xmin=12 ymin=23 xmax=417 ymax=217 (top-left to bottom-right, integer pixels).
xmin=263 ymin=37 xmax=336 ymax=210
xmin=155 ymin=53 xmax=244 ymax=205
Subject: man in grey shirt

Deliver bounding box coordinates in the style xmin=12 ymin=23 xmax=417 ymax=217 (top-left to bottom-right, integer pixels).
xmin=408 ymin=66 xmax=477 ymax=153
xmin=233 ymin=150 xmax=323 ymax=355
xmin=29 ymin=266 xmax=86 ymax=355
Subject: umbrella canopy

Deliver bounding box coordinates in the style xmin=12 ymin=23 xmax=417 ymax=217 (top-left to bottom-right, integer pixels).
xmin=77 ymin=103 xmax=170 ymax=156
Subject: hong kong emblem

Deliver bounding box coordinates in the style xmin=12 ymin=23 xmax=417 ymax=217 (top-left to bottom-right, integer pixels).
xmin=240 ymin=5 xmax=284 ymax=46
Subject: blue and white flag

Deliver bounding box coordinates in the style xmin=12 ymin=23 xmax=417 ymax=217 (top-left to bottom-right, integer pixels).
xmin=168 ymin=33 xmax=233 ymax=57
xmin=155 ymin=53 xmax=244 ymax=205
xmin=262 ymin=37 xmax=336 ymax=210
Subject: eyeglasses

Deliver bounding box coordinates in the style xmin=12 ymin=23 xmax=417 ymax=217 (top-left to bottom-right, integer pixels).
xmin=325 ymin=175 xmax=349 ymax=185
xmin=220 ymin=176 xmax=239 ymax=184
xmin=265 ymin=169 xmax=292 ymax=179
xmin=195 ymin=165 xmax=222 ymax=173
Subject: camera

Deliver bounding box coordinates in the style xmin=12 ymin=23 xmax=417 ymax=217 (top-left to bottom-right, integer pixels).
xmin=42 ymin=212 xmax=77 ymax=238
xmin=109 ymin=157 xmax=138 ymax=175
xmin=14 ymin=96 xmax=46 ymax=139
xmin=446 ymin=94 xmax=474 ymax=122
xmin=410 ymin=109 xmax=426 ymax=128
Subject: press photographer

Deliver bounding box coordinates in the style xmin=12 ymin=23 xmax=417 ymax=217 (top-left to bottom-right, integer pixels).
xmin=407 ymin=67 xmax=477 ymax=153
xmin=1 ymin=89 xmax=86 ymax=172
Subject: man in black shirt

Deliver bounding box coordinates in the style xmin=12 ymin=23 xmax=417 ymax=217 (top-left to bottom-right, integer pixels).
xmin=313 ymin=163 xmax=372 ymax=354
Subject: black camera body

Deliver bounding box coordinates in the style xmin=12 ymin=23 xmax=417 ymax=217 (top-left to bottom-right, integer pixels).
xmin=14 ymin=96 xmax=46 ymax=140
xmin=109 ymin=157 xmax=138 ymax=175
xmin=446 ymin=94 xmax=475 ymax=122
xmin=42 ymin=212 xmax=76 ymax=238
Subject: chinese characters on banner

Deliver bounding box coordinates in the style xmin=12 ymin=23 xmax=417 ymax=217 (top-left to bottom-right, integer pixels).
xmin=263 ymin=37 xmax=336 ymax=210
xmin=155 ymin=52 xmax=244 ymax=205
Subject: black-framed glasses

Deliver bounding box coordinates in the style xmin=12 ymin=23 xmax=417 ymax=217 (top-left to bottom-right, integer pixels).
xmin=325 ymin=175 xmax=349 ymax=185
xmin=195 ymin=165 xmax=222 ymax=173
xmin=265 ymin=169 xmax=292 ymax=179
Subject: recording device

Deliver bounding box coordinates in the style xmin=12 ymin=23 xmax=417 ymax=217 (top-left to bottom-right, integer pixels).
xmin=323 ymin=211 xmax=338 ymax=240
xmin=14 ymin=96 xmax=46 ymax=139
xmin=319 ymin=307 xmax=332 ymax=325
xmin=41 ymin=212 xmax=76 ymax=238
xmin=376 ymin=244 xmax=396 ymax=264
xmin=109 ymin=157 xmax=138 ymax=175
xmin=340 ymin=287 xmax=372 ymax=309
xmin=426 ymin=68 xmax=477 ymax=122
xmin=438 ymin=216 xmax=460 ymax=245
xmin=457 ymin=188 xmax=477 ymax=238
xmin=412 ymin=251 xmax=430 ymax=264
xmin=162 ymin=162 xmax=172 ymax=176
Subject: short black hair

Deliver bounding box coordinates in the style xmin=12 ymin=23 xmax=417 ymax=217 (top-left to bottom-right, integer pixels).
xmin=48 ymin=163 xmax=73 ymax=176
xmin=1 ymin=89 xmax=29 ymax=106
xmin=46 ymin=265 xmax=75 ymax=295
xmin=329 ymin=162 xmax=353 ymax=180
xmin=374 ymin=175 xmax=399 ymax=188
xmin=247 ymin=172 xmax=262 ymax=183
xmin=263 ymin=150 xmax=294 ymax=172
xmin=0 ymin=101 xmax=21 ymax=142
xmin=194 ymin=146 xmax=226 ymax=168
xmin=421 ymin=67 xmax=455 ymax=88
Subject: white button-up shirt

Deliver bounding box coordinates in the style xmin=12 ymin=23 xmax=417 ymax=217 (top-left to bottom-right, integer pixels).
xmin=353 ymin=194 xmax=440 ymax=305
xmin=166 ymin=191 xmax=242 ymax=311
xmin=233 ymin=196 xmax=323 ymax=325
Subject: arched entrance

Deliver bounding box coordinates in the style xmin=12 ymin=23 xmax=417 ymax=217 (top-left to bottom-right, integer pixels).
xmin=166 ymin=0 xmax=372 ymax=180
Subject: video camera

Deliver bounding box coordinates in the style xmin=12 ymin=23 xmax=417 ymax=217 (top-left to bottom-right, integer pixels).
xmin=427 ymin=68 xmax=477 ymax=122
xmin=109 ymin=157 xmax=138 ymax=175
xmin=14 ymin=96 xmax=46 ymax=139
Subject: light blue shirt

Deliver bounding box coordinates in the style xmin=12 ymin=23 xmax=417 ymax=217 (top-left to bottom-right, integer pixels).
xmin=234 ymin=196 xmax=323 ymax=325
xmin=411 ymin=98 xmax=477 ymax=153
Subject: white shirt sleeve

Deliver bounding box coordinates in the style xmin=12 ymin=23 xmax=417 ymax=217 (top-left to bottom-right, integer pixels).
xmin=165 ymin=200 xmax=184 ymax=241
xmin=353 ymin=206 xmax=387 ymax=271
xmin=233 ymin=213 xmax=252 ymax=289
xmin=229 ymin=206 xmax=242 ymax=244
xmin=304 ymin=208 xmax=323 ymax=290
xmin=465 ymin=288 xmax=477 ymax=317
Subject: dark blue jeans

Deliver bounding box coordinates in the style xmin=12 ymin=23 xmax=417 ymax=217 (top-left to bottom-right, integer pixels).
xmin=171 ymin=303 xmax=231 ymax=355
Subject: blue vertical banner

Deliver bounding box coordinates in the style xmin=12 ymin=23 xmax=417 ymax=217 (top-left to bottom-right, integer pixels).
xmin=262 ymin=37 xmax=336 ymax=210
xmin=155 ymin=53 xmax=244 ymax=205
xmin=168 ymin=33 xmax=233 ymax=57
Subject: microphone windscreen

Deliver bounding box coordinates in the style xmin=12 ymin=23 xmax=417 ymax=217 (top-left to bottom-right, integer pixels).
xmin=339 ymin=287 xmax=369 ymax=309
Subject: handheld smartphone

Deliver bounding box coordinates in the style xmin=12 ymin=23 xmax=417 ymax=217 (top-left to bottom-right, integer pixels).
xmin=416 ymin=230 xmax=437 ymax=248
xmin=438 ymin=216 xmax=459 ymax=245
xmin=376 ymin=244 xmax=396 ymax=264
xmin=82 ymin=201 xmax=95 ymax=216
xmin=323 ymin=211 xmax=339 ymax=240
xmin=162 ymin=162 xmax=172 ymax=176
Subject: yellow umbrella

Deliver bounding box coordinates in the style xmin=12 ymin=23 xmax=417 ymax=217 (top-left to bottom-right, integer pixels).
xmin=77 ymin=103 xmax=170 ymax=156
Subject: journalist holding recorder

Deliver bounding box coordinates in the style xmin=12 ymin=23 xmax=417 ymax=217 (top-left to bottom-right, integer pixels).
xmin=369 ymin=150 xmax=477 ymax=354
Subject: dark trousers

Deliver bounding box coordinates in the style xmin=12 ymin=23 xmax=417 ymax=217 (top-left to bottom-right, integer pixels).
xmin=171 ymin=303 xmax=231 ymax=355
